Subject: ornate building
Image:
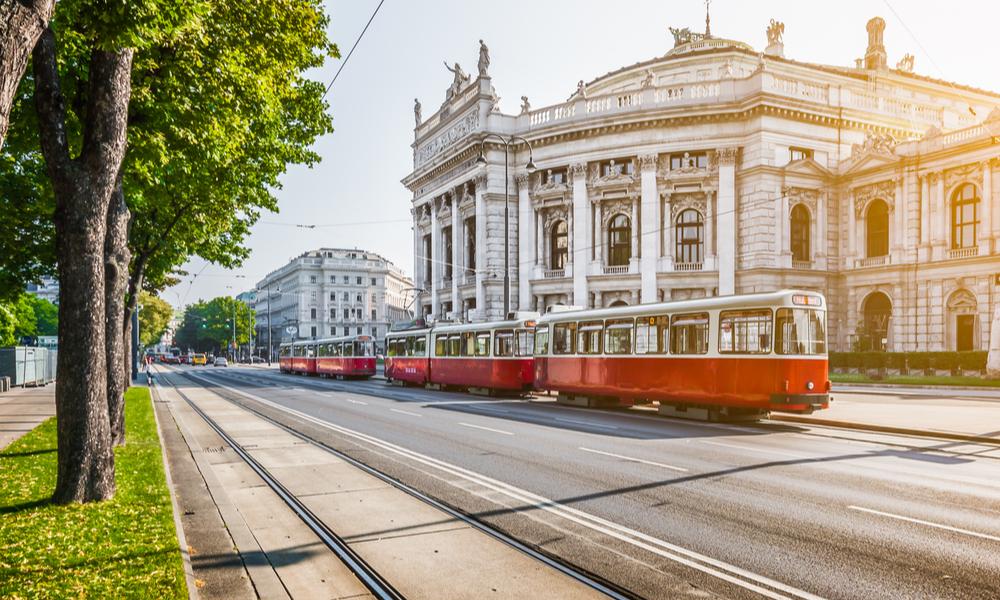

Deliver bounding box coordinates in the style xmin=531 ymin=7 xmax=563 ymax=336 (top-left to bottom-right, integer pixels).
xmin=402 ymin=16 xmax=1000 ymax=352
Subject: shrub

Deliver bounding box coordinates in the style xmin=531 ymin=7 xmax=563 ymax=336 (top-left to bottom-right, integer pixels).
xmin=829 ymin=352 xmax=847 ymax=368
xmin=906 ymin=352 xmax=930 ymax=370
xmin=957 ymin=350 xmax=987 ymax=371
xmin=844 ymin=352 xmax=863 ymax=369
xmin=861 ymin=351 xmax=888 ymax=369
xmin=885 ymin=352 xmax=906 ymax=370
xmin=928 ymin=352 xmax=957 ymax=372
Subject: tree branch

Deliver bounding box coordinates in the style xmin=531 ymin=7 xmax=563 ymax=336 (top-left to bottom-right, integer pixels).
xmin=80 ymin=47 xmax=134 ymax=177
xmin=31 ymin=27 xmax=71 ymax=179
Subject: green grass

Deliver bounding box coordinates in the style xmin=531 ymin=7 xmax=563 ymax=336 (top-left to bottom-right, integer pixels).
xmin=831 ymin=372 xmax=1000 ymax=388
xmin=0 ymin=387 xmax=187 ymax=599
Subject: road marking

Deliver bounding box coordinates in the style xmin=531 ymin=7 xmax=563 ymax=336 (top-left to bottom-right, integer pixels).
xmin=554 ymin=416 xmax=619 ymax=430
xmin=188 ymin=373 xmax=823 ymax=600
xmin=700 ymin=439 xmax=811 ymax=459
xmin=847 ymin=505 xmax=1000 ymax=543
xmin=578 ymin=447 xmax=689 ymax=473
xmin=459 ymin=422 xmax=514 ymax=436
xmin=346 ymin=399 xmax=368 ymax=405
xmin=390 ymin=408 xmax=422 ymax=417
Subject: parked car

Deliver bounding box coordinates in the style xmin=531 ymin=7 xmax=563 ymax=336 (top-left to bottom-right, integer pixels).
xmin=192 ymin=353 xmax=207 ymax=366
xmin=213 ymin=357 xmax=228 ymax=367
xmin=162 ymin=355 xmax=180 ymax=365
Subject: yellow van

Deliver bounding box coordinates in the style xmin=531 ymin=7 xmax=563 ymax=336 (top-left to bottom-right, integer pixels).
xmin=192 ymin=353 xmax=207 ymax=366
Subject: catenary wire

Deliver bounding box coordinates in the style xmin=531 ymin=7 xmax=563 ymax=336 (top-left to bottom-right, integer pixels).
xmin=322 ymin=0 xmax=386 ymax=100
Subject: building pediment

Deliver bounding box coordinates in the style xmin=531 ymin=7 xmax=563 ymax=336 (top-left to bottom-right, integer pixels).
xmin=782 ymin=157 xmax=832 ymax=179
xmin=841 ymin=151 xmax=898 ymax=177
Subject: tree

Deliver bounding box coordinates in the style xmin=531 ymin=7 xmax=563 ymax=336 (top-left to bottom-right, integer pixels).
xmin=137 ymin=291 xmax=172 ymax=347
xmin=0 ymin=302 xmax=16 ymax=346
xmin=174 ymin=297 xmax=253 ymax=354
xmin=0 ymin=0 xmax=56 ymax=150
xmin=29 ymin=295 xmax=57 ymax=335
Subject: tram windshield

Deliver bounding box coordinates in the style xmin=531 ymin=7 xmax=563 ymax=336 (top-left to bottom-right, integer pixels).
xmin=775 ymin=308 xmax=826 ymax=355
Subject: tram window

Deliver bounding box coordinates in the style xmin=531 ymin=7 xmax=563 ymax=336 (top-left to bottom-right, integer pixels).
xmin=495 ymin=330 xmax=514 ymax=357
xmin=475 ymin=332 xmax=491 ymax=357
xmin=435 ymin=335 xmax=447 ymax=357
xmin=635 ymin=315 xmax=669 ymax=354
xmin=461 ymin=332 xmax=476 ymax=356
xmin=577 ymin=321 xmax=603 ymax=355
xmin=552 ymin=322 xmax=576 ymax=354
xmin=775 ymin=308 xmax=826 ymax=355
xmin=355 ymin=341 xmax=372 ymax=357
xmin=404 ymin=337 xmax=415 ymax=356
xmin=605 ymin=319 xmax=634 ymax=355
xmin=342 ymin=342 xmax=353 ymax=357
xmin=387 ymin=340 xmax=397 ymax=357
xmin=534 ymin=325 xmax=550 ymax=355
xmin=670 ymin=313 xmax=710 ymax=354
xmin=447 ymin=335 xmax=461 ymax=357
xmin=516 ymin=329 xmax=534 ymax=357
xmin=414 ymin=336 xmax=427 ymax=356
xmin=719 ymin=309 xmax=772 ymax=354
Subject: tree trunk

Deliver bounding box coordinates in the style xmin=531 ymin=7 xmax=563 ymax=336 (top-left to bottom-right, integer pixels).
xmin=34 ymin=28 xmax=134 ymax=503
xmin=0 ymin=0 xmax=55 ymax=150
xmin=105 ymin=183 xmax=130 ymax=446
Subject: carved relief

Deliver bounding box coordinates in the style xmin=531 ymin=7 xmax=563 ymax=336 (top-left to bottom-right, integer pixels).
xmin=850 ymin=130 xmax=896 ymax=161
xmin=670 ymin=193 xmax=706 ymax=220
xmin=784 ymin=186 xmax=820 ymax=213
xmin=600 ymin=198 xmax=634 ymax=228
xmin=569 ymin=162 xmax=588 ymax=183
xmin=515 ymin=172 xmax=530 ymax=189
xmin=416 ymin=108 xmax=480 ymax=167
xmin=944 ymin=163 xmax=981 ymax=190
xmin=717 ymin=147 xmax=739 ymax=166
xmin=639 ymin=153 xmax=658 ymax=172
xmin=852 ymin=180 xmax=895 ymax=216
xmin=541 ymin=205 xmax=570 ymax=232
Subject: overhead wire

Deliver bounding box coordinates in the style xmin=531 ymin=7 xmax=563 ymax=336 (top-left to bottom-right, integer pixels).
xmin=322 ymin=0 xmax=386 ymax=100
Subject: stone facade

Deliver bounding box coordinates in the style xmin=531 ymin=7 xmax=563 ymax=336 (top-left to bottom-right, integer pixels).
xmin=253 ymin=248 xmax=413 ymax=354
xmin=402 ymin=16 xmax=1000 ymax=351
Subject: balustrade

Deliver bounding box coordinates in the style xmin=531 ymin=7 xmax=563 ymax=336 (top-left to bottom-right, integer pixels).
xmin=947 ymin=246 xmax=979 ymax=260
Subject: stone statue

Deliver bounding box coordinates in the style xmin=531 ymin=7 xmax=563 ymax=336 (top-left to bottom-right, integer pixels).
xmin=413 ymin=98 xmax=422 ymax=126
xmin=519 ymin=95 xmax=531 ymax=115
xmin=443 ymin=61 xmax=470 ymax=100
xmin=895 ymin=53 xmax=915 ymax=73
xmin=641 ymin=69 xmax=655 ymax=89
xmin=669 ymin=26 xmax=693 ymax=47
xmin=573 ymin=79 xmax=588 ymax=99
xmin=478 ymin=39 xmax=490 ymax=78
xmin=766 ymin=19 xmax=785 ymax=46
xmin=720 ymin=58 xmax=734 ymax=79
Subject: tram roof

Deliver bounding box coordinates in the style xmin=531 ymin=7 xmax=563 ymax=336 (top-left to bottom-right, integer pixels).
xmin=537 ymin=289 xmax=825 ymax=324
xmin=385 ymin=314 xmax=539 ymax=336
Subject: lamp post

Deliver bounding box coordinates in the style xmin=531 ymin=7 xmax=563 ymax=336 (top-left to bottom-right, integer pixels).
xmin=476 ymin=135 xmax=536 ymax=317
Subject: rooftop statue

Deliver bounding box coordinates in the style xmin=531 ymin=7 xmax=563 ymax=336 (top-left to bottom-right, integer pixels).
xmin=520 ymin=96 xmax=531 ymax=115
xmin=669 ymin=26 xmax=693 ymax=47
xmin=443 ymin=61 xmax=471 ymax=101
xmin=766 ymin=19 xmax=785 ymax=46
xmin=896 ymin=53 xmax=915 ymax=73
xmin=413 ymin=98 xmax=422 ymax=126
xmin=478 ymin=39 xmax=490 ymax=77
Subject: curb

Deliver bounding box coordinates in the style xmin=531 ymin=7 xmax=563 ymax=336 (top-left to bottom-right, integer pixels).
xmin=831 ymin=382 xmax=1000 ymax=392
xmin=770 ymin=414 xmax=1000 ymax=446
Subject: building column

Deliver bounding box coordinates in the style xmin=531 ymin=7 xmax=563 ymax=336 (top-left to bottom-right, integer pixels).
xmin=847 ymin=191 xmax=858 ymax=265
xmin=516 ymin=173 xmax=533 ymax=312
xmin=918 ymin=174 xmax=930 ymax=261
xmin=535 ymin=207 xmax=544 ymax=269
xmin=931 ymin=171 xmax=946 ymax=259
xmin=412 ymin=208 xmax=422 ymax=294
xmin=592 ymin=201 xmax=602 ymax=266
xmin=717 ymin=147 xmax=738 ymax=295
xmin=982 ymin=160 xmax=993 ymax=254
xmin=474 ymin=174 xmax=487 ymax=317
xmin=892 ymin=176 xmax=904 ymax=262
xmin=816 ymin=192 xmax=827 ymax=269
xmin=776 ymin=191 xmax=789 ymax=267
xmin=630 ymin=194 xmax=640 ymax=271
xmin=450 ymin=192 xmax=461 ymax=318
xmin=430 ymin=198 xmax=441 ymax=318
xmin=663 ymin=192 xmax=674 ymax=269
xmin=705 ymin=190 xmax=716 ymax=268
xmin=571 ymin=163 xmax=589 ymax=306
xmin=639 ymin=154 xmax=659 ymax=303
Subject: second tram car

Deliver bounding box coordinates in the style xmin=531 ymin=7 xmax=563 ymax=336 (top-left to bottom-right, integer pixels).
xmin=534 ymin=290 xmax=829 ymax=419
xmin=385 ymin=314 xmax=537 ymax=393
xmin=279 ymin=335 xmax=376 ymax=378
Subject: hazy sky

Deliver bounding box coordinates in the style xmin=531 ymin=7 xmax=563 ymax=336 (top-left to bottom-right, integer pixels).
xmin=164 ymin=0 xmax=1000 ymax=308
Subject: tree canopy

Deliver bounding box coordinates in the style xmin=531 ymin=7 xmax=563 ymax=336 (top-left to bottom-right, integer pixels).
xmin=174 ymin=296 xmax=254 ymax=353
xmin=0 ymin=294 xmax=58 ymax=343
xmin=137 ymin=291 xmax=173 ymax=347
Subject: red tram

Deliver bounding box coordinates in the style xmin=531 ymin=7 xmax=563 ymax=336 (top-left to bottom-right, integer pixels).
xmin=533 ymin=290 xmax=830 ymax=420
xmin=278 ymin=335 xmax=376 ymax=379
xmin=385 ymin=314 xmax=537 ymax=394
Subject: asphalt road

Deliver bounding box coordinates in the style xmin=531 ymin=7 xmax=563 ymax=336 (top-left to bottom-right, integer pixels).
xmin=171 ymin=365 xmax=1000 ymax=600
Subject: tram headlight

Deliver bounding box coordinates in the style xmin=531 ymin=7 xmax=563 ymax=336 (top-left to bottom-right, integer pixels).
xmin=806 ymin=381 xmax=815 ymax=391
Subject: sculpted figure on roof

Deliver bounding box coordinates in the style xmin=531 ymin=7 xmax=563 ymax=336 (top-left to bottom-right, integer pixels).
xmin=478 ymin=39 xmax=490 ymax=77
xmin=766 ymin=19 xmax=784 ymax=46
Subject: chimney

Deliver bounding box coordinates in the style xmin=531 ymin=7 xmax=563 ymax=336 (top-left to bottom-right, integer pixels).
xmin=864 ymin=17 xmax=887 ymax=70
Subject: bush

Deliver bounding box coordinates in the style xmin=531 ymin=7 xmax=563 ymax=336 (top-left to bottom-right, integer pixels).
xmin=861 ymin=351 xmax=888 ymax=369
xmin=957 ymin=350 xmax=987 ymax=371
xmin=886 ymin=352 xmax=907 ymax=370
xmin=845 ymin=352 xmax=863 ymax=369
xmin=829 ymin=352 xmax=847 ymax=368
xmin=928 ymin=352 xmax=957 ymax=372
xmin=906 ymin=352 xmax=930 ymax=370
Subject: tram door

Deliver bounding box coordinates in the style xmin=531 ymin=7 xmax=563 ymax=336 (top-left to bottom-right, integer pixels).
xmin=956 ymin=315 xmax=975 ymax=351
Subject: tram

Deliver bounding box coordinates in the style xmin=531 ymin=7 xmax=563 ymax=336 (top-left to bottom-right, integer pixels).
xmin=278 ymin=335 xmax=377 ymax=379
xmin=533 ymin=290 xmax=829 ymax=419
xmin=385 ymin=314 xmax=537 ymax=394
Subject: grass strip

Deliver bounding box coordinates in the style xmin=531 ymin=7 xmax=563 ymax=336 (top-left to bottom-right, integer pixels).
xmin=0 ymin=386 xmax=187 ymax=599
xmin=831 ymin=373 xmax=1000 ymax=388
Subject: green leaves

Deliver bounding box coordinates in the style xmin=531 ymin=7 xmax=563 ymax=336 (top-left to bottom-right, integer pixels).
xmin=174 ymin=296 xmax=253 ymax=352
xmin=137 ymin=292 xmax=173 ymax=346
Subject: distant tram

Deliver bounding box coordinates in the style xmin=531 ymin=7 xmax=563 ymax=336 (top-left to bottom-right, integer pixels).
xmin=385 ymin=314 xmax=537 ymax=394
xmin=278 ymin=335 xmax=376 ymax=379
xmin=534 ymin=290 xmax=830 ymax=420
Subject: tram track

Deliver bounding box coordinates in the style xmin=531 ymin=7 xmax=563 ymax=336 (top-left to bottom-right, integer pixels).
xmin=161 ymin=368 xmax=635 ymax=600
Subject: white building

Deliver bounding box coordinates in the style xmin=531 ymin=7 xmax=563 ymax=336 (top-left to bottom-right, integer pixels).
xmin=403 ymin=15 xmax=1000 ymax=352
xmin=253 ymin=248 xmax=413 ymax=354
xmin=25 ymin=276 xmax=59 ymax=305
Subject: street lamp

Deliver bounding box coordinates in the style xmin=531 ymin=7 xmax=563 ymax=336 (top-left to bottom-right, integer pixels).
xmin=476 ymin=134 xmax=536 ymax=317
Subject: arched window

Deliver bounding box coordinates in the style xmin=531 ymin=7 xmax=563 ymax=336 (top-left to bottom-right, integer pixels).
xmin=951 ymin=183 xmax=979 ymax=249
xmin=607 ymin=214 xmax=631 ymax=266
xmin=675 ymin=209 xmax=704 ymax=264
xmin=861 ymin=292 xmax=892 ymax=351
xmin=865 ymin=200 xmax=889 ymax=258
xmin=609 ymin=299 xmax=629 ymax=307
xmin=550 ymin=220 xmax=568 ymax=270
xmin=790 ymin=204 xmax=810 ymax=262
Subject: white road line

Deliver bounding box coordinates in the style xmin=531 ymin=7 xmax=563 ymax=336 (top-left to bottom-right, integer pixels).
xmin=700 ymin=439 xmax=811 ymax=459
xmin=189 ymin=373 xmax=824 ymax=600
xmin=459 ymin=422 xmax=514 ymax=436
xmin=848 ymin=505 xmax=1000 ymax=543
xmin=554 ymin=416 xmax=619 ymax=430
xmin=346 ymin=399 xmax=368 ymax=405
xmin=578 ymin=447 xmax=689 ymax=473
xmin=390 ymin=408 xmax=422 ymax=417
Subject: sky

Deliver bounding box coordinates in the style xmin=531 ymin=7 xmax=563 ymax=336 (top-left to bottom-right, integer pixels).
xmin=164 ymin=0 xmax=1000 ymax=308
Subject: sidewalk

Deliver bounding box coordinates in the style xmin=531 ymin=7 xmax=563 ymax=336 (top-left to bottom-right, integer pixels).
xmin=154 ymin=366 xmax=604 ymax=599
xmin=772 ymin=390 xmax=1000 ymax=444
xmin=0 ymin=384 xmax=56 ymax=450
